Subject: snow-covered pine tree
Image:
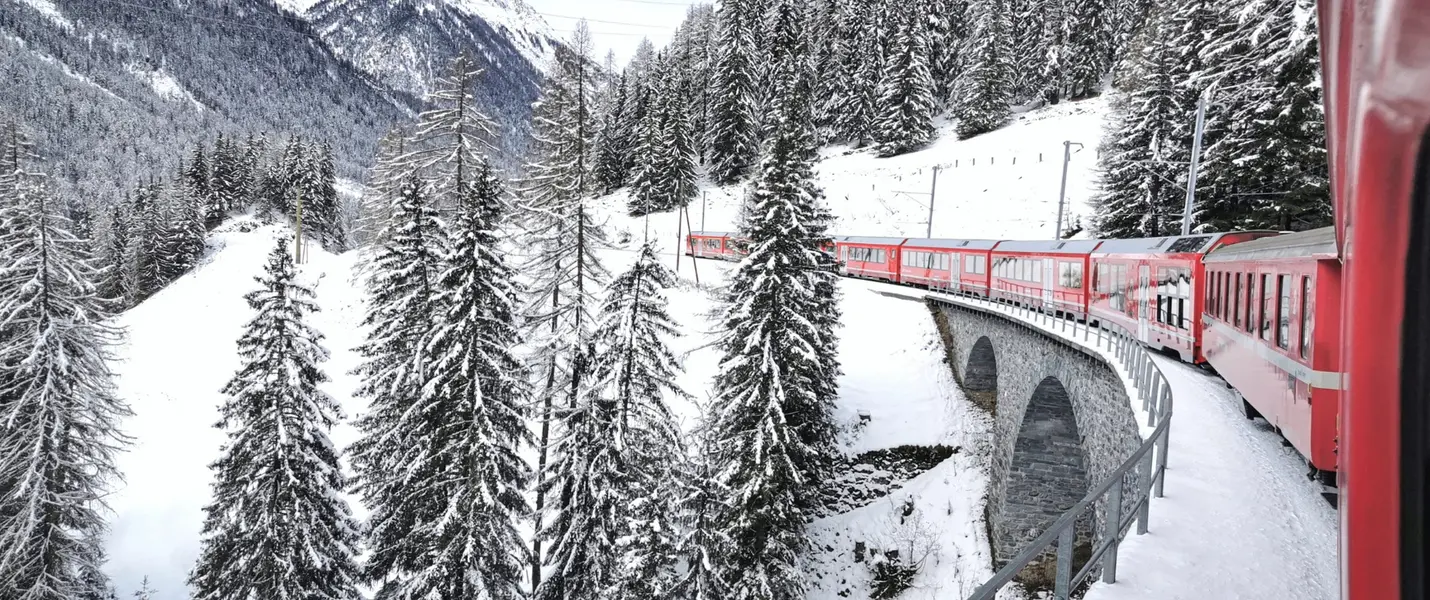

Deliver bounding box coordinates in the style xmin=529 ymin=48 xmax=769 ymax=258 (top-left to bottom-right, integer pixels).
xmin=627 ymin=72 xmax=667 ymax=217
xmin=593 ymin=71 xmax=632 ymax=194
xmin=1065 ymin=0 xmax=1112 ymax=100
xmin=131 ymin=578 xmax=154 ymax=600
xmin=348 ymin=175 xmax=449 ymax=591
xmin=99 ymin=201 xmax=132 ymax=305
xmin=1198 ymin=0 xmax=1329 ymax=231
xmin=159 ymin=182 xmax=206 ymax=283
xmin=661 ymin=73 xmax=699 ymax=212
xmin=874 ymin=1 xmax=938 ymax=157
xmin=521 ymin=22 xmax=610 ymax=589
xmin=1007 ymin=0 xmax=1046 ymax=104
xmin=579 ymin=241 xmax=691 ymax=600
xmin=1033 ymin=0 xmax=1070 ymax=103
xmin=299 ymin=141 xmax=345 ymax=251
xmin=1091 ymin=8 xmax=1184 ymax=237
xmin=709 ymin=0 xmax=760 ymax=184
xmin=952 ymin=0 xmax=1013 ymax=138
xmin=704 ymin=34 xmax=843 ymax=599
xmin=827 ymin=0 xmax=882 ymax=146
xmin=76 ymin=541 xmax=118 ymax=600
xmin=188 ymin=240 xmax=361 ymax=600
xmin=924 ymin=0 xmax=967 ymax=105
xmin=184 ymin=144 xmax=218 ymax=229
xmin=669 ymin=448 xmax=732 ymax=600
xmin=126 ymin=181 xmax=169 ymax=300
xmin=211 ymin=134 xmax=244 ymax=214
xmin=399 ymin=157 xmax=532 ymax=600
xmin=0 ymin=134 xmax=129 ymax=600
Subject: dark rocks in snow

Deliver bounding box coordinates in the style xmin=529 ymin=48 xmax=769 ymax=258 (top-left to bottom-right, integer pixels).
xmin=815 ymin=444 xmax=958 ymax=518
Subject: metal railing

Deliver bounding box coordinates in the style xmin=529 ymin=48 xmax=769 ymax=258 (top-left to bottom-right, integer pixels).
xmin=924 ymin=287 xmax=1174 ymax=600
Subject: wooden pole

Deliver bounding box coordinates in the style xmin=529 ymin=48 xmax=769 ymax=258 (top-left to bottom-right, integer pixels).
xmin=684 ymin=204 xmax=700 ymax=285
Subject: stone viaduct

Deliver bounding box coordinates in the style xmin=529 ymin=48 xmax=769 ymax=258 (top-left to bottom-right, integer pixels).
xmin=927 ymin=297 xmax=1144 ymax=571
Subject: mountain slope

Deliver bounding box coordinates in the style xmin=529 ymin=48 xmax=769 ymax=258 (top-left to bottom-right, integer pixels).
xmin=308 ymin=0 xmax=561 ymax=158
xmin=0 ymin=0 xmax=421 ymax=203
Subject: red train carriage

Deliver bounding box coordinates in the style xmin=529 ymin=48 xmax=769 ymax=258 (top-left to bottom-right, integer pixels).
xmin=989 ymin=240 xmax=1102 ymax=318
xmin=836 ymin=236 xmax=906 ymax=283
xmin=1318 ymin=0 xmax=1430 ymax=595
xmin=686 ymin=231 xmax=734 ymax=260
xmin=897 ymin=238 xmax=997 ymax=295
xmin=1201 ymin=228 xmax=1343 ymax=491
xmin=1091 ymin=232 xmax=1275 ymax=363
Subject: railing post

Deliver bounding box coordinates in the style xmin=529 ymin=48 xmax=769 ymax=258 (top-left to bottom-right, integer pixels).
xmin=1055 ymin=525 xmax=1075 ymax=600
xmin=1103 ymin=478 xmax=1124 ymax=584
xmin=1137 ymin=449 xmax=1154 ymax=534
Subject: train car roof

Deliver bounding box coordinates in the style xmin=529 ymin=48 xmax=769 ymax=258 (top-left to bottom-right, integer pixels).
xmin=1092 ymin=232 xmax=1241 ymax=256
xmin=688 ymin=231 xmax=733 ymax=237
xmin=993 ymin=239 xmax=1103 ymax=254
xmin=900 ymin=237 xmax=1001 ymax=250
xmin=1203 ymin=227 xmax=1336 ymax=262
xmin=838 ymin=235 xmax=910 ymax=245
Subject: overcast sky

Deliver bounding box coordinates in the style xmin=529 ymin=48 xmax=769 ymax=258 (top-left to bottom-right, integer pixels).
xmin=527 ymin=0 xmax=700 ymax=65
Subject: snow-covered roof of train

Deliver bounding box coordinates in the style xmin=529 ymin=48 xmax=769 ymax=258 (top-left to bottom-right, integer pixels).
xmin=1092 ymin=233 xmax=1232 ymax=255
xmin=838 ymin=236 xmax=909 ymax=245
xmin=901 ymin=238 xmax=1001 ymax=250
xmin=993 ymin=239 xmax=1102 ymax=254
xmin=688 ymin=231 xmax=733 ymax=237
xmin=1203 ymin=227 xmax=1336 ymax=262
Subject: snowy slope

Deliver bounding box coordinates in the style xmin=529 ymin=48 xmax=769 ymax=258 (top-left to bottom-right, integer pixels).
xmin=597 ymin=96 xmax=1109 ymax=246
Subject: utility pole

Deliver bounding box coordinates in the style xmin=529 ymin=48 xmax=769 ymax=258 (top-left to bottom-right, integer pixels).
xmin=1054 ymin=141 xmax=1083 ymax=240
xmin=926 ymin=166 xmax=940 ymax=238
xmin=701 ymin=191 xmax=707 ymax=232
xmin=674 ymin=207 xmax=683 ymax=276
xmin=683 ymin=204 xmax=701 ymax=284
xmin=294 ymin=189 xmax=304 ymax=264
xmin=1181 ymin=93 xmax=1209 ymax=235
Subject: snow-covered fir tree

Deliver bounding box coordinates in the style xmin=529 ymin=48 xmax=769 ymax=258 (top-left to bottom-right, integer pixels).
xmin=389 ymin=158 xmax=532 ymax=600
xmin=131 ymin=578 xmax=154 ymax=600
xmin=183 ymin=145 xmax=217 ymax=229
xmin=211 ymin=134 xmax=244 ymax=215
xmin=77 ymin=540 xmax=118 ymax=600
xmin=348 ymin=175 xmax=450 ymax=591
xmin=1065 ymin=0 xmax=1113 ymax=100
xmin=669 ymin=448 xmax=732 ymax=600
xmin=188 ymin=240 xmax=361 ymax=600
xmin=627 ymin=72 xmax=667 ymax=217
xmin=582 ymin=241 xmax=690 ymax=600
xmin=709 ymin=0 xmax=760 ymax=184
xmin=1091 ymin=8 xmax=1184 ymax=237
xmin=952 ymin=0 xmax=1014 ymax=138
xmin=593 ymin=71 xmax=633 ymax=194
xmin=1197 ymin=0 xmax=1329 ymax=231
xmin=874 ymin=1 xmax=938 ymax=157
xmin=355 ymin=127 xmax=411 ymax=246
xmin=0 ymin=127 xmax=129 ymax=600
xmin=704 ymin=41 xmax=843 ymax=599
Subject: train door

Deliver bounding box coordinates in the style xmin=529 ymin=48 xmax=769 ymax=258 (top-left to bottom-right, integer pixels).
xmin=1138 ymin=265 xmax=1151 ymax=341
xmin=949 ymin=253 xmax=961 ymax=292
xmin=838 ymin=245 xmax=848 ymax=275
xmin=1043 ymin=258 xmax=1055 ymax=307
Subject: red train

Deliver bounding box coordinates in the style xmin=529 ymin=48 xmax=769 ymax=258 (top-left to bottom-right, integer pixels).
xmin=687 ymin=229 xmax=1340 ymax=483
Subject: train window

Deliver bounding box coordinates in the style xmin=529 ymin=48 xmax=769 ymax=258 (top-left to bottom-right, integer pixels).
xmin=1276 ymin=275 xmax=1291 ymax=350
xmin=1234 ymin=274 xmax=1243 ymax=327
xmin=1260 ymin=274 xmax=1273 ymax=340
xmin=1300 ymin=276 xmax=1312 ymax=359
xmin=1059 ymin=262 xmax=1083 ymax=288
xmin=1244 ymin=273 xmax=1255 ymax=333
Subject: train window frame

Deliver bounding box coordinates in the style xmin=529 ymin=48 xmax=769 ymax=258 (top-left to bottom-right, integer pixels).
xmin=1234 ymin=273 xmax=1243 ymax=327
xmin=1244 ymin=272 xmax=1255 ymax=333
xmin=1300 ymin=276 xmax=1312 ymax=360
xmin=1276 ymin=274 xmax=1291 ymax=350
xmin=1260 ymin=273 xmax=1273 ymax=340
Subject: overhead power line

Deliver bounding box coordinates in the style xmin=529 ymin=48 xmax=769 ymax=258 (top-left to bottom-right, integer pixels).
xmin=535 ymin=12 xmax=676 ymax=29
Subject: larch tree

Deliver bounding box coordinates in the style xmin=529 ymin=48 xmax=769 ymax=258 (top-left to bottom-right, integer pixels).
xmin=407 ymin=51 xmax=497 ymax=219
xmin=187 ymin=240 xmax=361 ymax=600
xmin=355 ymin=127 xmax=410 ymax=247
xmin=0 ymin=127 xmax=130 ymax=600
xmin=521 ymin=20 xmax=609 ymax=590
xmin=874 ymin=1 xmax=938 ymax=157
xmin=952 ymin=0 xmax=1013 ymax=138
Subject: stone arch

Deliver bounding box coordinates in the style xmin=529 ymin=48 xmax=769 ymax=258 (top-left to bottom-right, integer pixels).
xmin=997 ymin=376 xmax=1092 ymax=569
xmin=964 ymin=336 xmax=998 ymax=412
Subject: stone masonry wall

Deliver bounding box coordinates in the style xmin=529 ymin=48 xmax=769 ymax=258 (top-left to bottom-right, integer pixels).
xmin=930 ymin=300 xmax=1143 ymax=567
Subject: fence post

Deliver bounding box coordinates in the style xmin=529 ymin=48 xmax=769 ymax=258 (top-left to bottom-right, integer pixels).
xmin=1055 ymin=526 xmax=1075 ymax=600
xmin=1137 ymin=450 xmax=1154 ymax=534
xmin=1103 ymin=478 xmax=1124 ymax=583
